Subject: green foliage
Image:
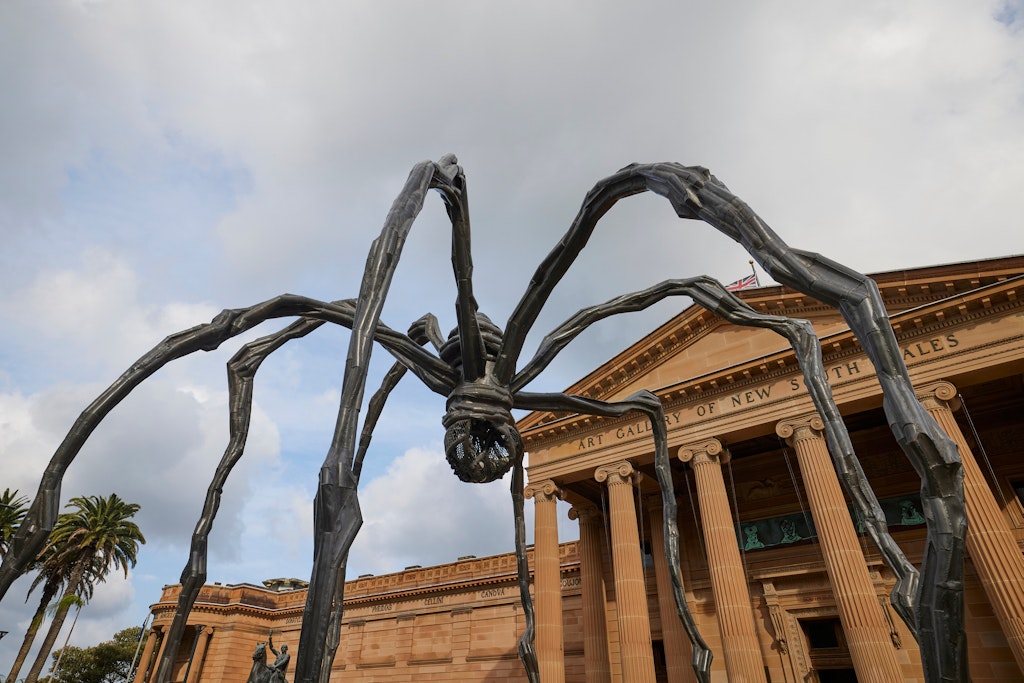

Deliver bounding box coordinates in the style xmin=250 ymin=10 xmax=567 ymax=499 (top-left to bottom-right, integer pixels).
xmin=47 ymin=627 xmax=144 ymax=683
xmin=48 ymin=494 xmax=146 ymax=582
xmin=0 ymin=487 xmax=29 ymax=556
xmin=24 ymin=495 xmax=146 ymax=683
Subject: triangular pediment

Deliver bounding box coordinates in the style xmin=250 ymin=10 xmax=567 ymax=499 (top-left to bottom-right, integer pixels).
xmin=517 ymin=255 xmax=1024 ymax=435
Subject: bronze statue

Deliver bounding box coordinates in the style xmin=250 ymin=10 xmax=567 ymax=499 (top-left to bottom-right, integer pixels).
xmin=246 ymin=639 xmax=288 ymax=683
xmin=0 ymin=156 xmax=966 ymax=683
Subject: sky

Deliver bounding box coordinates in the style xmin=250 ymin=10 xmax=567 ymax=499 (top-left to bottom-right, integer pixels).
xmin=2 ymin=0 xmax=1024 ymax=669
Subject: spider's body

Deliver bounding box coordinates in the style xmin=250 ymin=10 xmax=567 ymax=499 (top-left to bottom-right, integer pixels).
xmin=439 ymin=315 xmax=521 ymax=483
xmin=0 ymin=156 xmax=966 ymax=683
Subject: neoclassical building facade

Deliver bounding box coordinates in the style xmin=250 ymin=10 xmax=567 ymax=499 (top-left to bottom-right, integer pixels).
xmin=136 ymin=255 xmax=1024 ymax=683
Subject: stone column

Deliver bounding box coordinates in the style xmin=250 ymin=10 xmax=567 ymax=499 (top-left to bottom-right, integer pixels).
xmin=595 ymin=461 xmax=656 ymax=683
xmin=776 ymin=415 xmax=903 ymax=682
xmin=918 ymin=381 xmax=1024 ymax=672
xmin=150 ymin=628 xmax=168 ymax=683
xmin=647 ymin=498 xmax=697 ymax=683
xmin=525 ymin=479 xmax=566 ymax=683
xmin=569 ymin=503 xmax=613 ymax=683
xmin=186 ymin=626 xmax=212 ymax=683
xmin=678 ymin=439 xmax=766 ymax=683
xmin=180 ymin=625 xmax=204 ymax=683
xmin=132 ymin=628 xmax=159 ymax=683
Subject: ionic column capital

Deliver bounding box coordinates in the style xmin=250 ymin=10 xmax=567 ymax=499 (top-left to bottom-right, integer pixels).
xmin=775 ymin=413 xmax=825 ymax=444
xmin=568 ymin=502 xmax=600 ymax=523
xmin=525 ymin=479 xmax=564 ymax=503
xmin=915 ymin=380 xmax=961 ymax=412
xmin=677 ymin=438 xmax=729 ymax=466
xmin=595 ymin=461 xmax=641 ymax=487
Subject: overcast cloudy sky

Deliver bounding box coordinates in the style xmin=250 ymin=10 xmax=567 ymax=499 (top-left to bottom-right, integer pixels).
xmin=2 ymin=0 xmax=1023 ymax=667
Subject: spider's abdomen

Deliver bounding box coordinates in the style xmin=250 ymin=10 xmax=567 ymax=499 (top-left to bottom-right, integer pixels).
xmin=443 ymin=416 xmax=521 ymax=484
xmin=441 ymin=375 xmax=520 ymax=484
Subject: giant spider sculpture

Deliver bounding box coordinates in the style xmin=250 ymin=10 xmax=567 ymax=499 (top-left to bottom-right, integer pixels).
xmin=0 ymin=156 xmax=965 ymax=683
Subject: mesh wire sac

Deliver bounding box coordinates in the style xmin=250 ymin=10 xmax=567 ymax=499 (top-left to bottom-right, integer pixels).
xmin=444 ymin=418 xmax=516 ymax=483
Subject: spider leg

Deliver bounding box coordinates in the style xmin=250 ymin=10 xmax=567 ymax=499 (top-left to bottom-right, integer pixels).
xmin=319 ymin=314 xmax=442 ymax=680
xmin=641 ymin=166 xmax=963 ymax=679
xmin=296 ymin=157 xmax=460 ymax=682
xmin=153 ymin=316 xmax=325 ymax=683
xmin=431 ymin=156 xmax=489 ymax=380
xmin=513 ymin=275 xmax=919 ymax=632
xmin=0 ymin=294 xmax=452 ymax=602
xmin=149 ymin=310 xmax=446 ymax=683
xmin=514 ymin=390 xmax=712 ymax=683
xmin=511 ymin=442 xmax=541 ymax=683
xmin=500 ymin=162 xmax=964 ymax=682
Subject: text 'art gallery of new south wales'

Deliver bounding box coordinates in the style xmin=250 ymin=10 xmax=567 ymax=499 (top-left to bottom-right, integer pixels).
xmin=138 ymin=255 xmax=1024 ymax=683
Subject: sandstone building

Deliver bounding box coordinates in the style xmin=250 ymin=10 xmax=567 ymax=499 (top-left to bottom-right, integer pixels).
xmin=136 ymin=255 xmax=1024 ymax=682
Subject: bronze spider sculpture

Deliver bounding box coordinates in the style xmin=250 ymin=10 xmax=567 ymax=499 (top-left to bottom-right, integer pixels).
xmin=0 ymin=156 xmax=965 ymax=683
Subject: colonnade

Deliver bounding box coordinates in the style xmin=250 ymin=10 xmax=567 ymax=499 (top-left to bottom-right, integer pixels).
xmin=526 ymin=381 xmax=1024 ymax=681
xmin=132 ymin=624 xmax=213 ymax=683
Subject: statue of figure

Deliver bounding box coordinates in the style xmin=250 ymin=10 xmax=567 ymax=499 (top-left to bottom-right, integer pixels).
xmin=779 ymin=518 xmax=803 ymax=543
xmin=900 ymin=499 xmax=926 ymax=526
xmin=743 ymin=525 xmax=765 ymax=550
xmin=246 ymin=642 xmax=269 ymax=683
xmin=268 ymin=634 xmax=290 ymax=683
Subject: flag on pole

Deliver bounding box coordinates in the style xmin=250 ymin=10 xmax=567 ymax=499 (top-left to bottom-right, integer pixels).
xmin=725 ymin=273 xmax=758 ymax=291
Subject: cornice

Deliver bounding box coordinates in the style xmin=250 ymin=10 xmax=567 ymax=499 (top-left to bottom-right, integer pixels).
xmin=520 ymin=272 xmax=1023 ymax=450
xmin=153 ymin=541 xmax=582 ymax=616
xmin=518 ymin=259 xmax=1024 ymax=433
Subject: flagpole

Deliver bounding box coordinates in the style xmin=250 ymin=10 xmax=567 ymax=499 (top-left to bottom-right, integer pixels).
xmin=748 ymin=259 xmax=761 ymax=287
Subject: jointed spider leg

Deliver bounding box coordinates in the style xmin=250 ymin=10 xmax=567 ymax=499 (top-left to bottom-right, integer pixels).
xmin=152 ymin=310 xmax=448 ymax=683
xmin=514 ymin=390 xmax=712 ymax=683
xmin=432 ymin=157 xmax=489 ymax=380
xmin=297 ymin=156 xmax=460 ymax=682
xmin=320 ymin=314 xmax=445 ymax=681
xmin=355 ymin=313 xmax=444 ymax=480
xmin=639 ymin=166 xmax=963 ymax=678
xmin=514 ymin=275 xmax=920 ymax=632
xmin=0 ymin=295 xmax=451 ymax=603
xmin=154 ymin=316 xmax=325 ymax=683
xmin=500 ymin=162 xmax=964 ymax=682
xmin=511 ymin=444 xmax=541 ymax=683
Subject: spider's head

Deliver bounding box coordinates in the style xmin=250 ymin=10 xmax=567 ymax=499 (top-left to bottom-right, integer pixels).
xmin=438 ymin=313 xmax=520 ymax=483
xmin=441 ymin=381 xmax=521 ymax=484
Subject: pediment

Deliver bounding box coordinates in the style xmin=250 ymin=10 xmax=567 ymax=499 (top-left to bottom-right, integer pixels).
xmin=516 ymin=255 xmax=1024 ymax=435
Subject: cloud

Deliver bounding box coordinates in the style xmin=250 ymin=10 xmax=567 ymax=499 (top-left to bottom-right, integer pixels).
xmin=351 ymin=447 xmax=527 ymax=575
xmin=3 ymin=0 xmax=1024 ymax=667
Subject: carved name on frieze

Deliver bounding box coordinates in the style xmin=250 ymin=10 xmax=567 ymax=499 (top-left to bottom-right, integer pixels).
xmin=574 ymin=332 xmax=960 ymax=452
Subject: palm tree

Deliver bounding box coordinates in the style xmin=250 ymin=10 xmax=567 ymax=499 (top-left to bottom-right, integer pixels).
xmin=0 ymin=487 xmax=29 ymax=557
xmin=24 ymin=494 xmax=145 ymax=683
xmin=5 ymin=544 xmax=99 ymax=683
